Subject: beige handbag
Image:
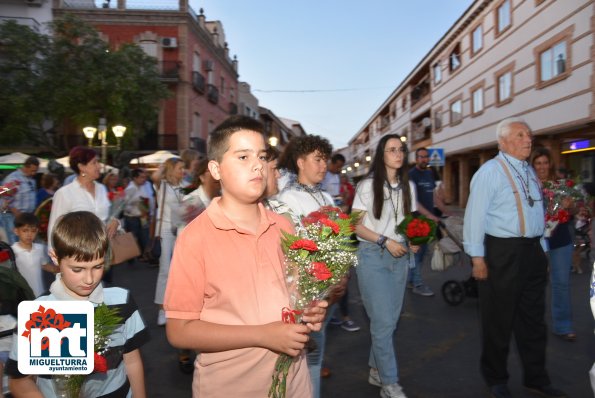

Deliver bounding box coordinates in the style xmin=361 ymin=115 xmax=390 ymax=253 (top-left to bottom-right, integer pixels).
xmin=110 ymin=232 xmax=141 ymax=265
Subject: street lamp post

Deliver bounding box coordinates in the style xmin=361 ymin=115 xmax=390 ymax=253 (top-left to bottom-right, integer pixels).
xmin=83 ymin=118 xmax=127 ymax=172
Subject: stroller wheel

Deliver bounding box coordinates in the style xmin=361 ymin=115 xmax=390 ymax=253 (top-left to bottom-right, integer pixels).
xmin=442 ymin=280 xmax=465 ymax=306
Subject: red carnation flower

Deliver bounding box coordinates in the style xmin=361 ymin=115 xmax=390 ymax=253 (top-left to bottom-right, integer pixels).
xmin=338 ymin=213 xmax=349 ymax=220
xmin=565 ymin=180 xmax=575 ymax=188
xmin=320 ymin=218 xmax=340 ymax=234
xmin=557 ymin=209 xmax=570 ymax=223
xmin=289 ymin=239 xmax=318 ymax=251
xmin=94 ymin=352 xmax=108 ymax=373
xmin=309 ymin=262 xmax=332 ymax=281
xmin=302 ymin=211 xmax=328 ymax=226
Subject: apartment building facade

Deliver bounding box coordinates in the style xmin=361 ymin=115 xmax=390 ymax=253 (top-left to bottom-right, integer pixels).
xmin=53 ymin=0 xmax=240 ymax=154
xmin=347 ymin=0 xmax=595 ymax=206
xmin=1 ymin=0 xmax=52 ymax=33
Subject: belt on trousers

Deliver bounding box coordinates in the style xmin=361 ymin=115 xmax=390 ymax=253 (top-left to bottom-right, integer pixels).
xmin=485 ymin=234 xmax=540 ymax=244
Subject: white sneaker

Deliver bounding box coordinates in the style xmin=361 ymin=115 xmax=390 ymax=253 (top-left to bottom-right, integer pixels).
xmin=157 ymin=309 xmax=166 ymax=326
xmin=369 ymin=368 xmax=382 ymax=387
xmin=380 ymin=383 xmax=407 ymax=398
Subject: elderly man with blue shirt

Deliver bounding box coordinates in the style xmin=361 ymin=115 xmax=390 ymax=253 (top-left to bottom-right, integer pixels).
xmin=463 ymin=118 xmax=566 ymax=398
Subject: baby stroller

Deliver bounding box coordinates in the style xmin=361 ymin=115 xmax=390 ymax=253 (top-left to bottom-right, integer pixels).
xmin=430 ymin=216 xmax=478 ymax=306
xmin=573 ymin=210 xmax=591 ymax=273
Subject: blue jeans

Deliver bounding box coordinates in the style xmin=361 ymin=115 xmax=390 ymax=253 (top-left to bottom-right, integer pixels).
xmin=408 ymin=243 xmax=428 ymax=287
xmin=356 ymin=242 xmax=409 ymax=385
xmin=307 ymin=304 xmax=335 ymax=398
xmin=0 ymin=212 xmax=16 ymax=245
xmin=548 ymin=243 xmax=574 ymax=334
xmin=124 ymin=216 xmax=149 ymax=253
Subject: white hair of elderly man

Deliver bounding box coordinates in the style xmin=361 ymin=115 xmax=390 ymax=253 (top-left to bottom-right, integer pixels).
xmin=496 ymin=117 xmax=529 ymax=140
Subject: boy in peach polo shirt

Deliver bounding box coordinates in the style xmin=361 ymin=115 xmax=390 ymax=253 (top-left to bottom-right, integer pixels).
xmin=164 ymin=115 xmax=327 ymax=397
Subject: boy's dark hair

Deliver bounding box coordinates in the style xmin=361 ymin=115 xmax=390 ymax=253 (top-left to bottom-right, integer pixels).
xmin=52 ymin=211 xmax=108 ymax=263
xmin=265 ymin=146 xmax=280 ymax=162
xmin=208 ymin=115 xmax=264 ymax=162
xmin=24 ymin=156 xmax=40 ymax=167
xmin=280 ymin=135 xmax=333 ymax=174
xmin=131 ymin=168 xmax=145 ymax=179
xmin=14 ymin=213 xmax=39 ymax=228
xmin=330 ymin=153 xmax=346 ymax=164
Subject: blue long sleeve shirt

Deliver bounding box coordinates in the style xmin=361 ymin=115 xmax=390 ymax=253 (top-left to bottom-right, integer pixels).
xmin=463 ymin=151 xmax=546 ymax=257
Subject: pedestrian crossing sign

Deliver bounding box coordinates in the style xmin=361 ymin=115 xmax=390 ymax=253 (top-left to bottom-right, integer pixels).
xmin=428 ymin=148 xmax=445 ymax=167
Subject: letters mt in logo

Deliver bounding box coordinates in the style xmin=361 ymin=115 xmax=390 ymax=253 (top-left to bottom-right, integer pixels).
xmin=18 ymin=301 xmax=94 ymax=375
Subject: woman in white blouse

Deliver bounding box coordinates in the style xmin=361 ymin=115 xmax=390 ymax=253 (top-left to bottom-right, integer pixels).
xmin=352 ymin=134 xmax=419 ymax=398
xmin=154 ymin=157 xmax=185 ymax=326
xmin=48 ymin=147 xmax=119 ymax=253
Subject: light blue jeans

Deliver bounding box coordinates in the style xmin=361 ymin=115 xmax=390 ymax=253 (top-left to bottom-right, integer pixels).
xmin=549 ymin=243 xmax=574 ymax=334
xmin=356 ymin=241 xmax=409 ymax=385
xmin=408 ymin=243 xmax=428 ymax=287
xmin=307 ymin=304 xmax=335 ymax=398
xmin=0 ymin=212 xmax=17 ymax=245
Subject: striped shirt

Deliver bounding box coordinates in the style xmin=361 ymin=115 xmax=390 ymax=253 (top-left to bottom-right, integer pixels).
xmin=2 ymin=169 xmax=37 ymax=213
xmin=6 ymin=279 xmax=149 ymax=398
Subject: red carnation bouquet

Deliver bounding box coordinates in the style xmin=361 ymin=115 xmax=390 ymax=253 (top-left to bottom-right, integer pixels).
xmin=269 ymin=206 xmax=359 ymax=398
xmin=542 ymin=178 xmax=587 ymax=237
xmin=108 ymin=187 xmax=126 ymax=219
xmin=396 ymin=214 xmax=437 ymax=245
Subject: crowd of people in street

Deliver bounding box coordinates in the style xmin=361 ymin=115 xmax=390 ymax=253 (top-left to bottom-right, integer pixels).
xmin=0 ymin=115 xmax=593 ymax=398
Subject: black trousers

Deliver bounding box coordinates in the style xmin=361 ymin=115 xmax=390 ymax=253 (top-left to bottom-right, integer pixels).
xmin=479 ymin=235 xmax=550 ymax=387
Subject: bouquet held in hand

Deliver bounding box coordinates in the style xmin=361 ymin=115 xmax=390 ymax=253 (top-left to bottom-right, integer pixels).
xmin=396 ymin=214 xmax=437 ymax=245
xmin=269 ymin=206 xmax=359 ymax=398
xmin=542 ymin=178 xmax=586 ymax=237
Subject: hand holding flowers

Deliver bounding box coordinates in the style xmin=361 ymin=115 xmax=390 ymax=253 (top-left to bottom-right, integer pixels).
xmin=268 ymin=206 xmax=359 ymax=398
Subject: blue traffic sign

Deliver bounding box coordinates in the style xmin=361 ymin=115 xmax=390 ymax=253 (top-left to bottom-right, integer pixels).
xmin=428 ymin=148 xmax=445 ymax=167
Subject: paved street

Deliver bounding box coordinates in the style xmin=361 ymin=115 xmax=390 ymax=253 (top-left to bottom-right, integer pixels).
xmin=110 ymin=250 xmax=595 ymax=398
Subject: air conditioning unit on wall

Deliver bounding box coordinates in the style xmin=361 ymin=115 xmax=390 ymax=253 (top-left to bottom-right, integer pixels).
xmin=161 ymin=37 xmax=178 ymax=48
xmin=25 ymin=0 xmax=43 ymax=6
xmin=204 ymin=60 xmax=214 ymax=71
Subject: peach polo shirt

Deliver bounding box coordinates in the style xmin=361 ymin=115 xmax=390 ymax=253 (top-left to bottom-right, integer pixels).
xmin=164 ymin=197 xmax=312 ymax=397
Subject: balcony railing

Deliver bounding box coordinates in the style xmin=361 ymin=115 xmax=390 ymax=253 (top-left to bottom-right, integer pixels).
xmin=160 ymin=61 xmax=180 ymax=81
xmin=411 ymin=80 xmax=430 ymax=106
xmin=192 ymin=71 xmax=206 ymax=94
xmin=379 ymin=115 xmax=390 ymax=131
xmin=207 ymin=84 xmax=219 ymax=104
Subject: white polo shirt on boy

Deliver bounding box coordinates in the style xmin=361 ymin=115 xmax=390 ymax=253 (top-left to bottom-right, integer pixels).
xmin=11 ymin=242 xmax=48 ymax=297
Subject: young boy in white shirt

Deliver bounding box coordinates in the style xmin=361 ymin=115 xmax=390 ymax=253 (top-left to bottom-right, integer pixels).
xmin=11 ymin=213 xmax=56 ymax=297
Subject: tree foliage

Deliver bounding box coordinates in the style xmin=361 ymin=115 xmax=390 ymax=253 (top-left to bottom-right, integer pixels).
xmin=0 ymin=15 xmax=170 ymax=151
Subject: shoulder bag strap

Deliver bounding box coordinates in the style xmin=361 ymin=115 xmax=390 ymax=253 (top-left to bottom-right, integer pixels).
xmin=496 ymin=158 xmax=525 ymax=236
xmin=156 ymin=182 xmax=167 ymax=238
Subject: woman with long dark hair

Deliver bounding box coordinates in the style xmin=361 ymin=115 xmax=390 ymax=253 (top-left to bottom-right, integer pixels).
xmin=352 ymin=134 xmax=419 ymax=398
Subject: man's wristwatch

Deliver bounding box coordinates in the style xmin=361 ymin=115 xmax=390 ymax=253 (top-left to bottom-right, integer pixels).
xmin=376 ymin=235 xmax=388 ymax=249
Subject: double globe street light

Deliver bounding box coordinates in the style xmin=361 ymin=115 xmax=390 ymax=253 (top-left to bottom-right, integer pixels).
xmin=82 ymin=117 xmax=126 ymax=172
